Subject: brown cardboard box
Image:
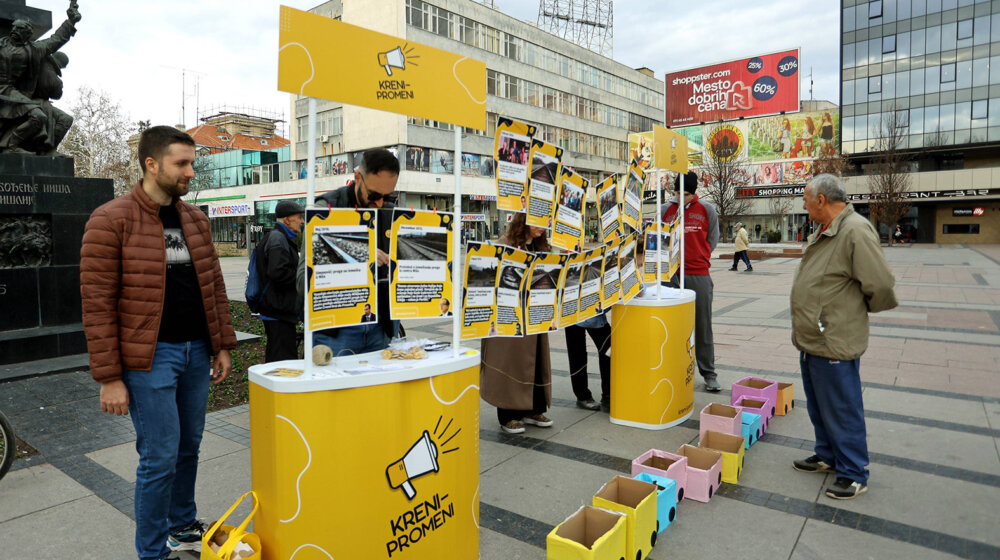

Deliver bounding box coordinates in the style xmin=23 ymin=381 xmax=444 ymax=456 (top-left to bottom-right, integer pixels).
xmin=699 ymin=430 xmax=746 ymax=484
xmin=593 ymin=476 xmax=659 ymax=560
xmin=547 ymin=505 xmax=627 ymax=559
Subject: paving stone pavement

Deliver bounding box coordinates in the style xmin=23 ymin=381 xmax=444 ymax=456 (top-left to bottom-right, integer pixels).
xmin=1 ymin=244 xmax=999 ymax=559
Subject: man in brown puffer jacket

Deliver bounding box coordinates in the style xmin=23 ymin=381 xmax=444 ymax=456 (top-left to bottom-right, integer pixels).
xmin=81 ymin=126 xmax=236 ymax=560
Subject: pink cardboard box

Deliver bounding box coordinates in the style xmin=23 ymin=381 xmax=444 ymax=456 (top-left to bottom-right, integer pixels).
xmin=730 ymin=377 xmax=778 ymax=419
xmin=631 ymin=449 xmax=688 ymax=502
xmin=776 ymin=382 xmax=795 ymax=416
xmin=734 ymin=396 xmax=772 ymax=433
xmin=676 ymin=444 xmax=722 ymax=503
xmin=699 ymin=403 xmax=742 ymax=441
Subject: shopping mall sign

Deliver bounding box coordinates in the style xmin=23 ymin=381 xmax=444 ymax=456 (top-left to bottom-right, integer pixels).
xmin=278 ymin=6 xmax=486 ymax=129
xmin=664 ymin=49 xmax=800 ymax=126
xmin=208 ymin=202 xmax=253 ymax=217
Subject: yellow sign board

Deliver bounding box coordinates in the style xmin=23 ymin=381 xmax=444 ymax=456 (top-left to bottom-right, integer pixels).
xmin=653 ymin=125 xmax=689 ymax=173
xmin=278 ymin=6 xmax=486 ymax=129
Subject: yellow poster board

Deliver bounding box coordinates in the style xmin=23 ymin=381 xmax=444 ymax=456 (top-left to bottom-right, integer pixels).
xmin=653 ymin=124 xmax=689 ymax=173
xmin=460 ymin=242 xmax=499 ymax=340
xmin=556 ymin=251 xmax=587 ymax=329
xmin=621 ymin=163 xmax=644 ymax=233
xmin=525 ymin=140 xmax=563 ymax=229
xmin=389 ymin=210 xmax=454 ymax=319
xmin=577 ymin=248 xmax=604 ymax=322
xmin=619 ymin=233 xmax=642 ymax=303
xmin=278 ymin=6 xmax=486 ymax=129
xmin=628 ymin=131 xmax=654 ymax=171
xmin=495 ymin=246 xmax=533 ymax=337
xmin=494 ymin=117 xmax=536 ymax=212
xmin=596 ymin=175 xmax=622 ymax=243
xmin=524 ymin=252 xmax=563 ymax=335
xmin=551 ymin=168 xmax=588 ymax=252
xmin=601 ymin=236 xmax=623 ymax=310
xmin=642 ymin=218 xmax=680 ymax=283
xmin=305 ymin=208 xmax=377 ymax=331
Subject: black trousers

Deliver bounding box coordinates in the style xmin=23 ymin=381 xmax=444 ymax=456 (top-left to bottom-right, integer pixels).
xmin=565 ymin=323 xmax=611 ymax=403
xmin=732 ymin=250 xmax=751 ymax=269
xmin=263 ymin=320 xmax=298 ymax=362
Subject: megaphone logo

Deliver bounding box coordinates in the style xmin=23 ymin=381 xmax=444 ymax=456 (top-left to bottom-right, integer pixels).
xmin=687 ymin=330 xmax=695 ymax=360
xmin=386 ymin=430 xmax=440 ymax=500
xmin=377 ymin=44 xmax=419 ymax=76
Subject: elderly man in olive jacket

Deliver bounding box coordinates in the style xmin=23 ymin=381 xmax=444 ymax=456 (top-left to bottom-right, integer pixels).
xmin=789 ymin=174 xmax=898 ymax=500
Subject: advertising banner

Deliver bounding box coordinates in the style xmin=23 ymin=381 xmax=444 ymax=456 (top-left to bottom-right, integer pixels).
xmin=524 ymin=252 xmax=564 ymax=335
xmin=278 ymin=6 xmax=486 ymax=129
xmin=305 ymin=208 xmax=377 ymax=331
xmin=597 ymin=175 xmax=623 ymax=243
xmin=525 ymin=139 xmax=563 ymax=229
xmin=600 ymin=236 xmax=623 ymax=310
xmin=461 ymin=242 xmax=499 ymax=340
xmin=664 ymin=48 xmax=800 ymax=126
xmin=551 ymin=168 xmax=588 ymax=252
xmin=495 ymin=246 xmax=533 ymax=337
xmin=556 ymin=251 xmax=587 ymax=328
xmin=619 ymin=233 xmax=642 ymax=304
xmin=389 ymin=210 xmax=454 ymax=319
xmin=494 ymin=117 xmax=536 ymax=212
xmin=622 ymin=163 xmax=644 ymax=232
xmin=577 ymin=248 xmax=605 ymax=323
xmin=654 ymin=124 xmax=689 ymax=173
xmin=208 ymin=201 xmax=253 ymax=218
xmin=628 ymin=131 xmax=654 ymax=171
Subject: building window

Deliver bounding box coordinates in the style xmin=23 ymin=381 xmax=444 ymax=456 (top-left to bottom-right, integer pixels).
xmin=972 ymin=99 xmax=988 ymax=120
xmin=895 ymin=109 xmax=909 ymax=127
xmin=942 ymin=224 xmax=980 ymax=234
xmin=883 ymin=35 xmax=896 ymax=53
xmin=941 ymin=63 xmax=956 ymax=83
xmin=958 ymin=19 xmax=973 ymax=40
xmin=869 ymin=0 xmax=882 ymax=19
xmin=868 ymin=75 xmax=882 ymax=94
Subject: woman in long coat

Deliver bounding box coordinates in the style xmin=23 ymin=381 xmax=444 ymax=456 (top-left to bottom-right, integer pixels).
xmin=480 ymin=213 xmax=553 ymax=434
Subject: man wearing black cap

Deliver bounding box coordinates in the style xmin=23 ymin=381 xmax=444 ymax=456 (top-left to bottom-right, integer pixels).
xmin=256 ymin=199 xmax=305 ymax=362
xmin=661 ymin=171 xmax=721 ymax=392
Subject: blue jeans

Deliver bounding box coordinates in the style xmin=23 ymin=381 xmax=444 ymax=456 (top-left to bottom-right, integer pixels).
xmin=313 ymin=322 xmax=394 ymax=357
xmin=799 ymin=352 xmax=870 ymax=484
xmin=123 ymin=340 xmax=211 ymax=560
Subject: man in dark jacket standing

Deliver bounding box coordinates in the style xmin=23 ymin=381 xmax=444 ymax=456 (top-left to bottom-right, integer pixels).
xmin=257 ymin=200 xmax=304 ymax=362
xmin=302 ymin=148 xmax=400 ymax=356
xmin=81 ymin=126 xmax=236 ymax=560
xmin=661 ymin=171 xmax=722 ymax=392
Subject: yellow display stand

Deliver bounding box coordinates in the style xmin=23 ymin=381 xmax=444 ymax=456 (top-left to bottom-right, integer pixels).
xmin=610 ymin=287 xmax=696 ymax=429
xmin=248 ymin=350 xmax=480 ymax=560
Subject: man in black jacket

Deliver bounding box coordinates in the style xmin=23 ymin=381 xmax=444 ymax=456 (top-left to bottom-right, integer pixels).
xmin=257 ymin=200 xmax=304 ymax=362
xmin=304 ymin=148 xmax=400 ymax=356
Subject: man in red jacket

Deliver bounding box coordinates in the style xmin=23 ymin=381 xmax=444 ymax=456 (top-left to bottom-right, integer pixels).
xmin=81 ymin=126 xmax=236 ymax=560
xmin=661 ymin=171 xmax=721 ymax=392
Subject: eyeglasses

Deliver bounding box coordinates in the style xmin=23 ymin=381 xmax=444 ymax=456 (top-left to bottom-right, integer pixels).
xmin=359 ymin=174 xmax=397 ymax=205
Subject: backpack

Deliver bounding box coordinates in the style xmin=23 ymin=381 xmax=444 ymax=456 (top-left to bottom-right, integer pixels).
xmin=245 ymin=238 xmax=271 ymax=313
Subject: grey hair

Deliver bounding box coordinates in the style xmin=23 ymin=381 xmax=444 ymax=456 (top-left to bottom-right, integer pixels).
xmin=808 ymin=174 xmax=847 ymax=203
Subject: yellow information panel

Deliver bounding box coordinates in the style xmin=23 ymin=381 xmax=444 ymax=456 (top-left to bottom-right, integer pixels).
xmin=556 ymin=251 xmax=587 ymax=328
xmin=389 ymin=210 xmax=454 ymax=319
xmin=525 ymin=140 xmax=563 ymax=229
xmin=494 ymin=117 xmax=536 ymax=212
xmin=600 ymin=236 xmax=623 ymax=310
xmin=278 ymin=6 xmax=486 ymax=129
xmin=250 ymin=364 xmax=480 ymax=559
xmin=653 ymin=124 xmax=689 ymax=173
xmin=551 ymin=168 xmax=588 ymax=252
xmin=495 ymin=246 xmax=533 ymax=337
xmin=525 ymin=252 xmax=563 ymax=335
xmin=305 ymin=208 xmax=377 ymax=330
xmin=461 ymin=242 xmax=499 ymax=340
xmin=596 ymin=176 xmax=622 ymax=243
xmin=610 ymin=290 xmax=696 ymax=429
xmin=577 ymin=248 xmax=604 ymax=322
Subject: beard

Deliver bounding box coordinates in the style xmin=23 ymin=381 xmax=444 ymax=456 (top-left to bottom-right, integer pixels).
xmin=156 ymin=172 xmax=189 ymax=199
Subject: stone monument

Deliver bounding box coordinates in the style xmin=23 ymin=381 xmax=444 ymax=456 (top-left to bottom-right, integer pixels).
xmin=0 ymin=0 xmax=113 ymax=365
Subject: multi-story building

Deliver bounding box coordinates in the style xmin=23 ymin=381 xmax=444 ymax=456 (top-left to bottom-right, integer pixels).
xmin=840 ymin=0 xmax=1000 ymax=243
xmin=190 ymin=0 xmax=663 ymax=245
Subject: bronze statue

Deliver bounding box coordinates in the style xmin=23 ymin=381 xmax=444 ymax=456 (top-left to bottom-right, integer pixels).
xmin=0 ymin=0 xmax=80 ymax=155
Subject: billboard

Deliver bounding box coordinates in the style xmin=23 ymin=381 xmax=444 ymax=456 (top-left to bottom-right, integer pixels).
xmin=664 ymin=49 xmax=800 ymax=126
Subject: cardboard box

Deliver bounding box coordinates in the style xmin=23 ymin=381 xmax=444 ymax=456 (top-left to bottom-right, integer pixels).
xmin=730 ymin=377 xmax=778 ymax=419
xmin=547 ymin=505 xmax=627 ymax=560
xmin=699 ymin=430 xmax=746 ymax=485
xmin=741 ymin=411 xmax=762 ymax=449
xmin=676 ymin=444 xmax=722 ymax=503
xmin=593 ymin=476 xmax=659 ymax=560
xmin=776 ymin=382 xmax=795 ymax=416
xmin=633 ymin=472 xmax=678 ymax=535
xmin=734 ymin=396 xmax=772 ymax=433
xmin=631 ymin=448 xmax=688 ymax=502
xmin=699 ymin=403 xmax=742 ymax=440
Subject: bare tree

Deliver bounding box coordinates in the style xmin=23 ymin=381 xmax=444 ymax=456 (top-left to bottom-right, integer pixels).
xmin=697 ymin=154 xmax=753 ymax=237
xmin=867 ymin=109 xmax=912 ymax=239
xmin=59 ymin=86 xmax=137 ymax=196
xmin=187 ymin=153 xmax=216 ymax=204
xmin=812 ymin=150 xmax=849 ymax=177
xmin=766 ymin=195 xmax=794 ymax=236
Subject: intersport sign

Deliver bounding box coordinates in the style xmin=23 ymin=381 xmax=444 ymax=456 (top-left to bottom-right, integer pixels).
xmin=664 ymin=49 xmax=800 ymax=126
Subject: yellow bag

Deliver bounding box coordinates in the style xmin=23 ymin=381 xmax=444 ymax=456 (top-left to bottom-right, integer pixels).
xmin=200 ymin=491 xmax=262 ymax=560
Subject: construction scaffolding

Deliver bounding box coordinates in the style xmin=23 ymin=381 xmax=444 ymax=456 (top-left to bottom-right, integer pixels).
xmin=197 ymin=105 xmax=287 ymax=139
xmin=537 ymin=0 xmax=613 ymax=58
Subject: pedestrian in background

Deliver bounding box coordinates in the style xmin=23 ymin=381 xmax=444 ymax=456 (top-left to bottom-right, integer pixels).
xmin=790 ymin=174 xmax=898 ymax=500
xmin=730 ymin=222 xmax=753 ymax=272
xmin=256 ymin=200 xmax=304 ymax=362
xmin=81 ymin=126 xmax=236 ymax=559
xmin=564 ymin=311 xmax=611 ymax=411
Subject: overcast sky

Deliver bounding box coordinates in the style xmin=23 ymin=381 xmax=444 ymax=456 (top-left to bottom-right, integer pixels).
xmin=32 ymin=0 xmax=840 ymax=136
